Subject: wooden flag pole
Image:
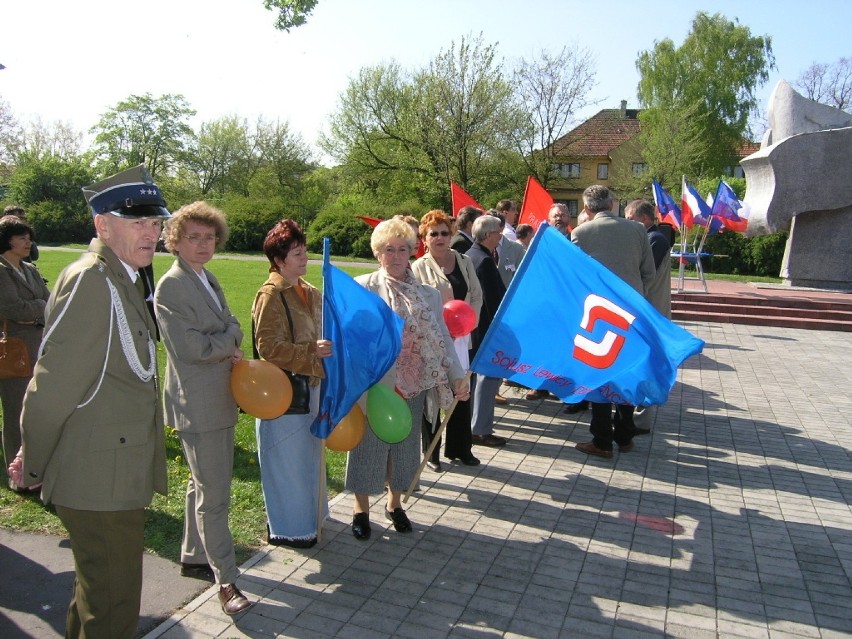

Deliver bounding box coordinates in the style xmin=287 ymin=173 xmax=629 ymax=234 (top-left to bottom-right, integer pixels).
xmin=403 ymin=372 xmax=472 ymax=503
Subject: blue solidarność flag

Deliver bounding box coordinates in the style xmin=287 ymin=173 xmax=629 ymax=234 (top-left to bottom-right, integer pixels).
xmin=469 ymin=224 xmax=704 ymax=406
xmin=311 ymin=238 xmax=403 ymax=438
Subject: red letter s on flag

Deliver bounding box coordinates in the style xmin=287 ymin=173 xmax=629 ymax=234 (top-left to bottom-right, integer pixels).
xmin=573 ymin=294 xmax=636 ymax=369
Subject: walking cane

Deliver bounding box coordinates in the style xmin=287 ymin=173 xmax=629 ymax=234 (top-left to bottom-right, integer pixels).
xmin=403 ymin=371 xmax=472 ymax=503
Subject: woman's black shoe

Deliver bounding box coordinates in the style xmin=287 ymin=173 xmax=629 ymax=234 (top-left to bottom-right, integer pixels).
xmin=271 ymin=536 xmax=317 ymax=549
xmin=352 ymin=512 xmax=371 ymax=540
xmin=460 ymin=455 xmax=480 ymax=466
xmin=385 ymin=507 xmax=412 ymax=533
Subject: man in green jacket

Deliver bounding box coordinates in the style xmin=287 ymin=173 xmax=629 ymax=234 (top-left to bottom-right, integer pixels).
xmin=9 ymin=165 xmax=170 ymax=639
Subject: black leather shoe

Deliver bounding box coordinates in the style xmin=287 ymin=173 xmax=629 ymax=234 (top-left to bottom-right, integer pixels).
xmin=385 ymin=507 xmax=413 ymax=533
xmin=564 ymin=401 xmax=588 ymax=414
xmin=352 ymin=512 xmax=371 ymax=540
xmin=273 ymin=537 xmax=317 ymax=549
xmin=180 ymin=562 xmax=215 ymax=582
xmin=459 ymin=455 xmax=480 ymax=466
xmin=426 ymin=460 xmax=443 ymax=472
xmin=472 ymin=434 xmax=506 ymax=447
xmin=632 ymin=427 xmax=651 ymax=435
xmin=219 ymin=584 xmax=252 ymax=616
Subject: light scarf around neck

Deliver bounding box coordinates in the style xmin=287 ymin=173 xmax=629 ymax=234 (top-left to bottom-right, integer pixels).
xmin=383 ymin=269 xmax=453 ymax=408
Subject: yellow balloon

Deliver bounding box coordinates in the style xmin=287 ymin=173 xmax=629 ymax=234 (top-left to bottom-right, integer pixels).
xmin=325 ymin=404 xmax=366 ymax=452
xmin=230 ymin=360 xmax=292 ymax=419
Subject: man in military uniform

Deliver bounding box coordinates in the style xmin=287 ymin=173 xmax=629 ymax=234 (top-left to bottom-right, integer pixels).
xmin=9 ymin=165 xmax=170 ymax=638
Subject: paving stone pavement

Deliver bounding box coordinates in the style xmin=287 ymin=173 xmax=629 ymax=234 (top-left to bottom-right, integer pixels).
xmin=140 ymin=321 xmax=852 ymax=639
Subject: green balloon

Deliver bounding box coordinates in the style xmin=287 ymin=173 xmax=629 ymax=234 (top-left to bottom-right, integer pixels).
xmin=366 ymin=384 xmax=412 ymax=444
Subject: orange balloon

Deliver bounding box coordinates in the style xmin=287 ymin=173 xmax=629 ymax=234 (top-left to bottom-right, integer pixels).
xmin=230 ymin=360 xmax=292 ymax=419
xmin=325 ymin=404 xmax=366 ymax=452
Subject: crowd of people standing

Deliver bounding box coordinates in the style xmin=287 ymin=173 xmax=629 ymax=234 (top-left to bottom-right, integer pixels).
xmin=3 ymin=169 xmax=669 ymax=636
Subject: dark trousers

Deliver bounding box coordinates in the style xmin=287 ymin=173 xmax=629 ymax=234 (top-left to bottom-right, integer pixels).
xmin=421 ymin=397 xmax=473 ymax=462
xmin=589 ymin=403 xmax=635 ymax=451
xmin=56 ymin=506 xmax=145 ymax=639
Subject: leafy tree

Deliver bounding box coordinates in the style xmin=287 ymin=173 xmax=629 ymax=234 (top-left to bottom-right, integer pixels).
xmin=512 ymin=45 xmax=599 ymax=187
xmin=636 ymin=12 xmax=775 ymax=178
xmin=322 ymin=35 xmax=525 ymax=206
xmin=0 ymin=94 xmax=22 ymax=164
xmin=185 ymin=115 xmax=257 ymax=196
xmin=90 ymin=93 xmax=196 ymax=179
xmin=263 ymin=0 xmax=318 ymax=31
xmin=8 ymin=153 xmax=95 ymax=242
xmin=19 ymin=118 xmax=83 ymax=161
xmin=638 ymin=102 xmax=708 ymax=188
xmin=794 ymin=57 xmax=852 ymax=112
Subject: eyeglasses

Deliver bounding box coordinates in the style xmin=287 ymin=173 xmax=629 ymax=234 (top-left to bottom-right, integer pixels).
xmin=185 ymin=234 xmax=219 ymax=245
xmin=427 ymin=230 xmax=451 ymax=237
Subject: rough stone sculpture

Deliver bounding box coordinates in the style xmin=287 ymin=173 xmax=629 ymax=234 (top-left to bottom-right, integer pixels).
xmin=741 ymin=80 xmax=852 ymax=290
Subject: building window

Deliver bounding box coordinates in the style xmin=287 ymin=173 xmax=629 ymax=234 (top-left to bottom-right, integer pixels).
xmin=597 ymin=163 xmax=609 ymax=180
xmin=724 ymin=165 xmax=745 ymax=178
xmin=554 ymin=162 xmax=581 ymax=178
xmin=566 ymin=200 xmax=579 ymax=215
xmin=632 ymin=162 xmax=648 ymax=177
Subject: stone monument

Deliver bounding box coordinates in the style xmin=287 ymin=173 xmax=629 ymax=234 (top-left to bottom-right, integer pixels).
xmin=741 ymin=80 xmax=852 ymax=290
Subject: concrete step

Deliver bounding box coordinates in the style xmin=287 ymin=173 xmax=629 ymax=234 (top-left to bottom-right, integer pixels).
xmin=671 ymin=293 xmax=852 ymax=332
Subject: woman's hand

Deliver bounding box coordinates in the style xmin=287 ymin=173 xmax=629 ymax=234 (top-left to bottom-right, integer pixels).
xmin=452 ymin=378 xmax=470 ymax=402
xmin=230 ymin=348 xmax=244 ymax=365
xmin=7 ymin=450 xmax=25 ymax=487
xmin=316 ymin=339 xmax=333 ymax=359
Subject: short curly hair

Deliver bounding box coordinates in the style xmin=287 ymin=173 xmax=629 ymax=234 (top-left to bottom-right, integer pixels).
xmin=418 ymin=210 xmax=454 ymax=238
xmin=162 ymin=201 xmax=229 ymax=254
xmin=0 ymin=216 xmax=35 ymax=253
xmin=370 ymin=218 xmax=417 ymax=258
xmin=263 ymin=219 xmax=306 ymax=271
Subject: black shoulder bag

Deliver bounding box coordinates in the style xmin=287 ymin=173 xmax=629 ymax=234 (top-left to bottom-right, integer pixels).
xmin=251 ymin=291 xmax=311 ymax=415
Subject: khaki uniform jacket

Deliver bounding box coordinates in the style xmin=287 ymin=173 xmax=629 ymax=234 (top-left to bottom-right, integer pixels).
xmin=251 ymin=271 xmax=325 ymax=385
xmin=155 ymin=257 xmax=243 ymax=433
xmin=20 ymin=239 xmax=167 ymax=509
xmin=0 ymin=256 xmax=50 ymax=361
xmin=411 ymin=250 xmax=483 ymax=324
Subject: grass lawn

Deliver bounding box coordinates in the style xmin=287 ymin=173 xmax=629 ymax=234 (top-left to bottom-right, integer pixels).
xmin=0 ymin=248 xmax=374 ymax=564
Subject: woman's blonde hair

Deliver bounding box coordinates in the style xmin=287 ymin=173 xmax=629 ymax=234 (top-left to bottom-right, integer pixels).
xmin=370 ymin=217 xmax=417 ymax=258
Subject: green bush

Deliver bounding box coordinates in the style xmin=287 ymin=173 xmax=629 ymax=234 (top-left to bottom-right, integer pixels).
xmin=27 ymin=200 xmax=93 ymax=243
xmin=220 ymin=194 xmax=289 ymax=252
xmin=307 ymin=209 xmax=375 ymax=258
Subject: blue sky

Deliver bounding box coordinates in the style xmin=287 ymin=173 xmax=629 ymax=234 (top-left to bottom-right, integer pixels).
xmin=2 ymin=0 xmax=849 ymax=163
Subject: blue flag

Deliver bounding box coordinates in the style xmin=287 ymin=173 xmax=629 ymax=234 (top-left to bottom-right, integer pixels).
xmin=469 ymin=225 xmax=704 ymax=406
xmin=311 ymin=238 xmax=403 ymax=438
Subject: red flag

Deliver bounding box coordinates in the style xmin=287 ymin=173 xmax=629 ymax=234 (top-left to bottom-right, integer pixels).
xmin=356 ymin=215 xmax=382 ymax=228
xmin=357 ymin=215 xmax=424 ymax=257
xmin=450 ymin=182 xmax=483 ymax=216
xmin=518 ymin=176 xmax=555 ymax=232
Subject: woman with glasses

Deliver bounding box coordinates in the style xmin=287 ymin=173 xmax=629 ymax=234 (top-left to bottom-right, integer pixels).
xmin=154 ymin=202 xmax=252 ymax=616
xmin=412 ymin=210 xmax=482 ymax=470
xmin=346 ymin=217 xmax=469 ymax=540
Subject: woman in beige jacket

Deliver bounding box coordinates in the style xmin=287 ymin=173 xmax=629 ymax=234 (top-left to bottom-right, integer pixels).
xmin=412 ymin=210 xmax=482 ymax=470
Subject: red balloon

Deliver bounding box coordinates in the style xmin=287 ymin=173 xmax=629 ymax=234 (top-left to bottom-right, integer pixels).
xmin=443 ymin=300 xmax=477 ymax=338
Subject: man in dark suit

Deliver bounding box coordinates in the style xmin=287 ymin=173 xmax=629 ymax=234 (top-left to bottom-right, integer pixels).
xmin=451 ymin=205 xmax=482 ymax=254
xmin=10 ymin=165 xmax=170 ymax=638
xmin=571 ymin=185 xmax=655 ymax=459
xmin=465 ymin=215 xmax=507 ymax=447
xmin=625 ymin=198 xmax=673 ymax=434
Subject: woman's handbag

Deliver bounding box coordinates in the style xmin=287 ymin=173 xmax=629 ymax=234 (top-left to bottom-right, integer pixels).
xmin=278 ymin=293 xmax=311 ymax=414
xmin=250 ymin=291 xmax=311 ymax=415
xmin=0 ymin=320 xmax=32 ymax=379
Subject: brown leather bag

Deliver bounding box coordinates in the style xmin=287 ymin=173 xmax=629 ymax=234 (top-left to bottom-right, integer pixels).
xmin=0 ymin=320 xmax=32 ymax=379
